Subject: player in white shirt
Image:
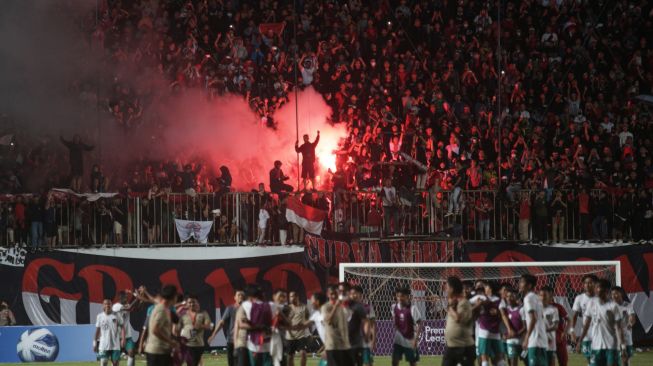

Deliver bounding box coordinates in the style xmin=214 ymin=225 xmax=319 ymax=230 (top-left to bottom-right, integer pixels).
xmin=468 ymin=281 xmax=487 ymax=360
xmin=94 ymin=299 xmax=125 ymax=366
xmin=309 ymin=292 xmax=328 ymax=366
xmin=113 ymin=290 xmax=139 ymax=366
xmin=519 ymin=274 xmax=549 ymax=366
xmin=611 ymin=286 xmax=637 ymax=366
xmin=570 ymin=274 xmax=597 ymax=363
xmin=577 ymin=279 xmax=625 ymax=366
xmin=539 ymin=287 xmax=559 ymax=366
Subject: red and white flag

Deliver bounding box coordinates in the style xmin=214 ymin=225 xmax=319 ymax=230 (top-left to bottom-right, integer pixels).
xmin=285 ymin=196 xmax=327 ymax=235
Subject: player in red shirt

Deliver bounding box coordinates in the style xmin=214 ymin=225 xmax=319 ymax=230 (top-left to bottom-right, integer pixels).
xmin=552 ymin=301 xmax=569 ymax=366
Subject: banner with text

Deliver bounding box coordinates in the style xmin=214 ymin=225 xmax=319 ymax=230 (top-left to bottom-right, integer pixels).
xmin=1 ymin=241 xmax=653 ymax=346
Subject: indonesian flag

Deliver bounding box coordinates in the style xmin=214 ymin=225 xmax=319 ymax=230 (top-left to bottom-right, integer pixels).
xmin=259 ymin=22 xmax=285 ymax=36
xmin=285 ymin=196 xmax=327 ymax=235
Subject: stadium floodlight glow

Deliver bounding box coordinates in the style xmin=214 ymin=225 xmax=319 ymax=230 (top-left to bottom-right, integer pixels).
xmin=339 ymin=261 xmax=621 ymax=355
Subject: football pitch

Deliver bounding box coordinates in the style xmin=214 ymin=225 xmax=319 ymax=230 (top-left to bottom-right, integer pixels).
xmin=3 ymin=353 xmax=652 ymax=366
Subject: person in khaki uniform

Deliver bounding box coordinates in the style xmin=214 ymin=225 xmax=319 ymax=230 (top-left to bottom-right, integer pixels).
xmin=233 ymin=303 xmax=250 ymax=366
xmin=322 ymin=285 xmax=354 ymax=366
xmin=287 ymin=291 xmax=311 ymax=366
xmin=179 ymin=295 xmax=212 ymax=366
xmin=145 ymin=285 xmax=178 ymax=366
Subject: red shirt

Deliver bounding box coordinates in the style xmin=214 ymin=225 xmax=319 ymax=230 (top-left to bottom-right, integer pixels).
xmin=15 ymin=203 xmax=25 ymax=224
xmin=578 ymin=193 xmax=589 ymax=214
xmin=519 ymin=200 xmax=531 ymax=220
xmin=553 ymin=302 xmax=568 ymax=342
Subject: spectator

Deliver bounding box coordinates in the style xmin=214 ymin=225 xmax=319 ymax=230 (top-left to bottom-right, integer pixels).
xmin=215 ymin=166 xmax=232 ymax=195
xmin=532 ymin=191 xmax=548 ymax=243
xmin=518 ymin=192 xmax=531 ymax=242
xmin=591 ymin=191 xmax=610 ymax=242
xmin=269 ymin=161 xmax=293 ymax=194
xmin=577 ymin=188 xmax=591 ymax=243
xmin=0 ymin=301 xmax=16 ymax=326
xmin=475 ymin=193 xmax=492 ymax=240
xmin=60 ymin=135 xmax=94 ymax=192
xmin=43 ymin=194 xmax=57 ymax=249
xmin=27 ymin=197 xmax=44 ymax=250
xmin=295 ymin=131 xmax=320 ymax=191
xmin=380 ymin=178 xmax=399 ymax=236
xmin=550 ymin=191 xmax=567 ymax=243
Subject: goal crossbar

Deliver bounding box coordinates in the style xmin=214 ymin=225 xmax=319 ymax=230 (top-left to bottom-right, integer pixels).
xmin=339 ymin=261 xmax=622 ymax=286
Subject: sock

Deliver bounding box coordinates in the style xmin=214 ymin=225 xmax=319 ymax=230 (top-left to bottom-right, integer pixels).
xmin=127 ymin=356 xmax=135 ymax=366
xmin=100 ymin=359 xmax=109 ymax=366
xmin=481 ymin=361 xmax=489 ymax=366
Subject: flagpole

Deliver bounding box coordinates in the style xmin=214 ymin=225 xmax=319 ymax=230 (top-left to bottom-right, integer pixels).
xmin=293 ymin=0 xmax=300 ymax=191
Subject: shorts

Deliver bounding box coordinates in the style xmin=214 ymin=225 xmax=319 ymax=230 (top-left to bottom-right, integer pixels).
xmin=590 ymin=349 xmax=618 ymax=366
xmin=505 ymin=342 xmax=522 ymax=359
xmin=351 ymin=347 xmax=363 ymax=366
xmin=527 ymin=347 xmax=548 ymax=366
xmin=288 ymin=337 xmax=309 ymax=355
xmin=547 ymin=351 xmax=556 ymax=362
xmin=248 ymin=350 xmax=272 ymax=366
xmin=581 ymin=340 xmax=592 ymax=360
xmin=236 ymin=347 xmax=250 ymax=366
xmin=146 ymin=352 xmax=172 ymax=366
xmin=99 ymin=350 xmax=121 ymax=362
xmin=318 ymin=359 xmax=328 ymax=366
xmin=392 ymin=344 xmax=419 ymax=363
xmin=125 ymin=338 xmax=136 ymax=352
xmin=442 ymin=346 xmax=476 ymax=366
xmin=619 ymin=346 xmax=634 ymax=366
xmin=114 ymin=221 xmax=123 ymax=234
xmin=477 ymin=338 xmax=504 ymax=357
xmin=301 ymin=163 xmax=315 ymax=179
xmin=362 ymin=347 xmax=374 ymax=365
xmin=327 ymin=349 xmax=354 ymax=366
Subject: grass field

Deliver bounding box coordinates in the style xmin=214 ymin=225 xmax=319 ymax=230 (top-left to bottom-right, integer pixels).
xmin=3 ymin=353 xmax=652 ymax=366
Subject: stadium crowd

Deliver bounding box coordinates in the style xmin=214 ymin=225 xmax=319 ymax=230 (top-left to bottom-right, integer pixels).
xmin=1 ymin=0 xmax=653 ymax=245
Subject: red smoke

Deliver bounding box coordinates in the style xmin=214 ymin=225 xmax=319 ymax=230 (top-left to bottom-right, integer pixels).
xmin=157 ymin=87 xmax=345 ymax=190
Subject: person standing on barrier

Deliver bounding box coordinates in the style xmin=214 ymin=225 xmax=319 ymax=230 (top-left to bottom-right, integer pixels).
xmin=60 ymin=134 xmax=94 ymax=193
xmin=295 ymin=131 xmax=320 ymax=191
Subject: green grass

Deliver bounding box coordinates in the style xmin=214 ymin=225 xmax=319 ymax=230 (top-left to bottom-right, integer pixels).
xmin=4 ymin=353 xmax=652 ymax=366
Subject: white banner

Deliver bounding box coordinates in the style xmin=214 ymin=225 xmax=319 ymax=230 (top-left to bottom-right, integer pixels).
xmin=50 ymin=188 xmax=118 ymax=201
xmin=174 ymin=219 xmax=214 ymax=243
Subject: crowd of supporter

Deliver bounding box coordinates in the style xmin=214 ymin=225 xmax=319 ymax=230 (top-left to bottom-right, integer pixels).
xmin=1 ymin=0 xmax=653 ymax=244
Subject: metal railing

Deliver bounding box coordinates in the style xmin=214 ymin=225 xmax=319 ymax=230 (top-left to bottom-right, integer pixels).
xmin=0 ymin=188 xmax=639 ymax=247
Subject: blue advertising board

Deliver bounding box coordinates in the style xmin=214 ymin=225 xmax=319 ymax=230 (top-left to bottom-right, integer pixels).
xmin=0 ymin=324 xmax=96 ymax=363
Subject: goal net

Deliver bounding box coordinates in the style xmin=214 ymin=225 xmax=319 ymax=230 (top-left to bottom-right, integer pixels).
xmin=340 ymin=261 xmax=621 ymax=356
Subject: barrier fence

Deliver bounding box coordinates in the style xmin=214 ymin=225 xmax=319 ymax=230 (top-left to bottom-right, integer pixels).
xmin=0 ymin=188 xmax=644 ymax=247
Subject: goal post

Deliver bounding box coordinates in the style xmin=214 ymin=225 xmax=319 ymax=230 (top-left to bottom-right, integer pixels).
xmin=339 ymin=261 xmax=621 ymax=356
